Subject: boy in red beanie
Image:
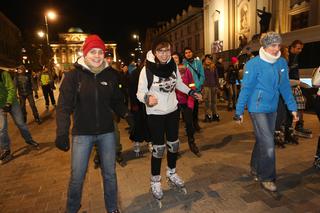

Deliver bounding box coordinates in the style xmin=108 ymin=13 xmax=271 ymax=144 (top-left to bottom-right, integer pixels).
xmin=55 ymin=34 xmax=133 ymax=213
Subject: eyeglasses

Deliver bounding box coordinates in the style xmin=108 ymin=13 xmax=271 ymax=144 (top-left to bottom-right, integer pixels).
xmin=156 ymin=49 xmax=171 ymax=55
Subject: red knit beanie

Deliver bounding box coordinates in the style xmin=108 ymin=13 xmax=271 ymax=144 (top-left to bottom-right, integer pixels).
xmin=231 ymin=56 xmax=238 ymax=64
xmin=82 ymin=35 xmax=106 ymax=56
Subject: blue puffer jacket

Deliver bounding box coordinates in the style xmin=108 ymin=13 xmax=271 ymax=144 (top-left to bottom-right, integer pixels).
xmin=183 ymin=58 xmax=205 ymax=92
xmin=236 ymin=56 xmax=297 ymax=115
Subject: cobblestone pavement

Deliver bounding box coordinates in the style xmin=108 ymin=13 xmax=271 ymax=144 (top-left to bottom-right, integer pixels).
xmin=0 ymin=90 xmax=319 ymax=213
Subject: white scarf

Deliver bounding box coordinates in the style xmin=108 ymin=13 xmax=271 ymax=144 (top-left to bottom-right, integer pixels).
xmin=259 ymin=47 xmax=281 ymax=64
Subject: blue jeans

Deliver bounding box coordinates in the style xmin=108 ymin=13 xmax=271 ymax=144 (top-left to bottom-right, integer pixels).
xmin=0 ymin=101 xmax=32 ymax=150
xmin=66 ymin=132 xmax=118 ymax=213
xmin=250 ymin=112 xmax=277 ymax=181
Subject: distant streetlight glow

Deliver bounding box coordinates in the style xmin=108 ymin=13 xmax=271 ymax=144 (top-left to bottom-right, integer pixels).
xmin=133 ymin=34 xmax=139 ymax=40
xmin=37 ymin=30 xmax=45 ymax=38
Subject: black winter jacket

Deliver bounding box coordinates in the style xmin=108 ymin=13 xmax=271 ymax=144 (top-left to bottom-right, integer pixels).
xmin=56 ymin=63 xmax=129 ymax=136
xmin=14 ymin=72 xmax=34 ymax=96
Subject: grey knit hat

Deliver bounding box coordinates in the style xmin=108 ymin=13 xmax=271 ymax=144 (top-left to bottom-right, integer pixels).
xmin=260 ymin=32 xmax=282 ymax=48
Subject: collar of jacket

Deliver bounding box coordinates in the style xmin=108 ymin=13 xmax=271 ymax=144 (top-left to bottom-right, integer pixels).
xmin=75 ymin=56 xmax=108 ymax=75
xmin=259 ymin=47 xmax=281 ymax=64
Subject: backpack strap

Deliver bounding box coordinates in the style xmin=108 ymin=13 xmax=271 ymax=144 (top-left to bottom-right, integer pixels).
xmin=146 ymin=68 xmax=153 ymax=90
xmin=187 ymin=61 xmax=201 ymax=79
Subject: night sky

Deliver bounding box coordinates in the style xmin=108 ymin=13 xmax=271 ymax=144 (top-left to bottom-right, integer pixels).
xmin=0 ymin=0 xmax=203 ymax=62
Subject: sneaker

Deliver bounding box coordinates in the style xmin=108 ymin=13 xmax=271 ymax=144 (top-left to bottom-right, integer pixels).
xmin=261 ymin=181 xmax=277 ymax=192
xmin=25 ymin=140 xmax=39 ymax=147
xmin=109 ymin=210 xmax=121 ymax=213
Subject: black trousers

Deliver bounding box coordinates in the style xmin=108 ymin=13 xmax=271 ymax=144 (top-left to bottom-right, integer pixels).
xmin=147 ymin=109 xmax=179 ymax=176
xmin=42 ymin=85 xmax=56 ymax=106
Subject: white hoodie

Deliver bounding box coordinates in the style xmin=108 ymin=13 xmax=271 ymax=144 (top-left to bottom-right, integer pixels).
xmin=136 ymin=51 xmax=191 ymax=115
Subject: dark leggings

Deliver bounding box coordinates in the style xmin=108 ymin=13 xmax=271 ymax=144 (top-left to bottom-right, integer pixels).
xmin=147 ymin=110 xmax=179 ymax=176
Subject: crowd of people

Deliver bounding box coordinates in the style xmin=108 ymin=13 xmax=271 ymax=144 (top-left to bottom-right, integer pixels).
xmin=0 ymin=32 xmax=319 ymax=213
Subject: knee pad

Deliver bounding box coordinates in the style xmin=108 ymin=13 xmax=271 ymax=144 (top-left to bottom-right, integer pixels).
xmin=152 ymin=144 xmax=166 ymax=158
xmin=167 ymin=139 xmax=180 ymax=153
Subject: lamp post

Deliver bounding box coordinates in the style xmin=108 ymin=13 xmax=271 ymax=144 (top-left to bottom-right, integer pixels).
xmin=44 ymin=10 xmax=57 ymax=46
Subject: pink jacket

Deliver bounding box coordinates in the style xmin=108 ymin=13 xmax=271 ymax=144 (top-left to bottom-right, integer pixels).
xmin=176 ymin=64 xmax=195 ymax=109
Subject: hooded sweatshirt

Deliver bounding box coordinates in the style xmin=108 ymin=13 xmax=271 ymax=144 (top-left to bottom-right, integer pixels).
xmin=136 ymin=51 xmax=191 ymax=115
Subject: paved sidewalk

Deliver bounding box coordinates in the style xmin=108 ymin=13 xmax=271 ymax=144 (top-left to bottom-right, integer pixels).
xmin=0 ymin=96 xmax=319 ymax=213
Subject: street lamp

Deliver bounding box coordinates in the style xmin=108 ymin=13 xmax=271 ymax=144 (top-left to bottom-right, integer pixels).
xmin=44 ymin=10 xmax=57 ymax=46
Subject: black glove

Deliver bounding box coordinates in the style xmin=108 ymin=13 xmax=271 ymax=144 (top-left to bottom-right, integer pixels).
xmin=55 ymin=135 xmax=70 ymax=152
xmin=2 ymin=103 xmax=12 ymax=112
xmin=124 ymin=113 xmax=135 ymax=134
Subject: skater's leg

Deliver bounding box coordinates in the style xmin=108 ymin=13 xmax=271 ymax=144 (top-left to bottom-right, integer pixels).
xmin=147 ymin=114 xmax=166 ymax=204
xmin=147 ymin=114 xmax=166 ymax=176
xmin=165 ymin=110 xmax=180 ymax=169
xmin=250 ymin=112 xmax=277 ymax=183
xmin=66 ymin=135 xmax=93 ymax=212
xmin=10 ymin=102 xmax=38 ymax=146
xmin=97 ymin=132 xmax=119 ymax=213
xmin=0 ymin=108 xmax=10 ymax=151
